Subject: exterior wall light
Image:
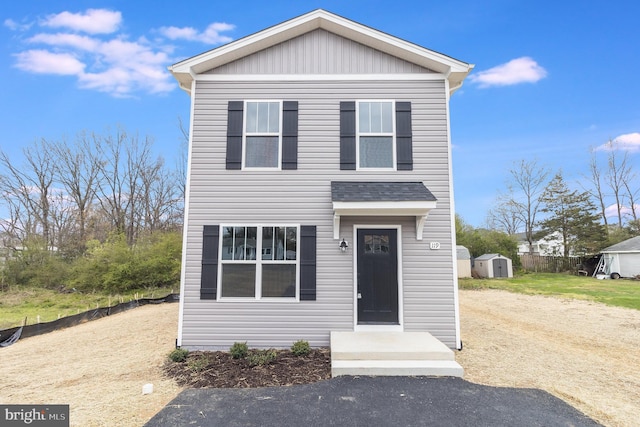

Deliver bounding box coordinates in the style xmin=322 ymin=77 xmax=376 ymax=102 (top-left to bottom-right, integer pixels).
xmin=339 ymin=238 xmax=349 ymax=252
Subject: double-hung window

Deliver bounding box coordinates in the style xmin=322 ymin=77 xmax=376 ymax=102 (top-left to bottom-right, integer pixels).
xmin=243 ymin=101 xmax=282 ymax=169
xmin=220 ymin=225 xmax=298 ymax=299
xmin=357 ymin=101 xmax=395 ymax=169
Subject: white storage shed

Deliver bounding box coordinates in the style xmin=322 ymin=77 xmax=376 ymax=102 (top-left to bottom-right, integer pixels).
xmin=456 ymin=246 xmax=472 ymax=278
xmin=600 ymin=236 xmax=640 ymax=279
xmin=474 ymin=253 xmax=513 ymax=278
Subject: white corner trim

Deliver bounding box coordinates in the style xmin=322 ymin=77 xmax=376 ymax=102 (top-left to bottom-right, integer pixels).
xmin=333 ymin=213 xmax=341 ymax=240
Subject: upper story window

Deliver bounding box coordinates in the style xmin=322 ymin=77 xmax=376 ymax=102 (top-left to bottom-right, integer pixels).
xmin=243 ymin=101 xmax=282 ymax=169
xmin=226 ymin=101 xmax=298 ymax=171
xmin=357 ymin=101 xmax=395 ymax=169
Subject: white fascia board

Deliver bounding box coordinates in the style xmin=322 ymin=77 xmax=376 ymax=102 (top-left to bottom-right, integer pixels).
xmin=332 ymin=200 xmax=437 ymax=240
xmin=194 ymin=73 xmax=448 ymax=82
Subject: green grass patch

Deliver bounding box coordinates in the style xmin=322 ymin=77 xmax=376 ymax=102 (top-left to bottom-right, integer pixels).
xmin=0 ymin=285 xmax=178 ymax=329
xmin=459 ymin=273 xmax=640 ymax=311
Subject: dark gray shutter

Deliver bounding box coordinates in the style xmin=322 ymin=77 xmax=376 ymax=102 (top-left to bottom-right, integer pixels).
xmin=299 ymin=225 xmax=317 ymax=301
xmin=226 ymin=101 xmax=243 ymax=170
xmin=340 ymin=101 xmax=356 ymax=170
xmin=282 ymin=101 xmax=298 ymax=170
xmin=200 ymin=225 xmax=219 ymax=300
xmin=396 ymin=102 xmax=413 ymax=170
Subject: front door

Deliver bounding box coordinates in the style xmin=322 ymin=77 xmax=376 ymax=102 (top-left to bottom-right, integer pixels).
xmin=357 ymin=228 xmax=398 ymax=324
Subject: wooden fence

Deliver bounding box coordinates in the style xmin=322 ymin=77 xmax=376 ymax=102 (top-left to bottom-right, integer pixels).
xmin=519 ymin=254 xmax=584 ymax=273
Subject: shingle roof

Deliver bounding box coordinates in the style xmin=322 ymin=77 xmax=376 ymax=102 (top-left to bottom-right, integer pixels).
xmin=331 ymin=181 xmax=437 ymax=202
xmin=602 ymin=236 xmax=640 ymax=252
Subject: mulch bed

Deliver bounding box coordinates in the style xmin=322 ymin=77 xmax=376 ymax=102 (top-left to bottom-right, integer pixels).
xmin=163 ymin=348 xmax=332 ymax=388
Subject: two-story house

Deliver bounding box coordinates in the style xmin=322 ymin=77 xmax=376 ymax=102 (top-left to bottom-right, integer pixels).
xmin=169 ymin=10 xmax=473 ymax=375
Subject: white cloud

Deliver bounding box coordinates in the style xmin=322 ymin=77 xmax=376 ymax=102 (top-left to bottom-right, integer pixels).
xmin=28 ymin=33 xmax=100 ymax=51
xmin=9 ymin=9 xmax=235 ymax=97
xmin=41 ymin=9 xmax=122 ymax=34
xmin=14 ymin=50 xmax=85 ymax=75
xmin=469 ymin=57 xmax=547 ymax=88
xmin=595 ymin=133 xmax=640 ymax=153
xmin=4 ymin=18 xmax=32 ymax=31
xmin=159 ymin=22 xmax=234 ymax=44
xmin=605 ymin=203 xmax=640 ymax=219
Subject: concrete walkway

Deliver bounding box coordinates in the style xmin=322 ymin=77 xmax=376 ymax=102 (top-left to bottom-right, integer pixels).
xmin=145 ymin=376 xmax=601 ymax=427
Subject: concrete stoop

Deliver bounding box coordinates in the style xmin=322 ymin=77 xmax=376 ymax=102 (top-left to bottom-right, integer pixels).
xmin=330 ymin=331 xmax=463 ymax=378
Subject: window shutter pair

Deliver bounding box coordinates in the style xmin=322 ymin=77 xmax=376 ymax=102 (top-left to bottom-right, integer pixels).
xmin=226 ymin=101 xmax=299 ymax=170
xmin=339 ymin=101 xmax=413 ymax=170
xmin=200 ymin=225 xmax=316 ymax=300
xmin=226 ymin=101 xmax=412 ymax=170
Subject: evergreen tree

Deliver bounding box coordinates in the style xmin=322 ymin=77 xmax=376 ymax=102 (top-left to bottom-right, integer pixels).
xmin=539 ymin=173 xmax=607 ymax=256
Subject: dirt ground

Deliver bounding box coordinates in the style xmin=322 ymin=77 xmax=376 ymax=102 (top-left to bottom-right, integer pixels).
xmin=456 ymin=289 xmax=640 ymax=427
xmin=1 ymin=290 xmax=639 ymax=426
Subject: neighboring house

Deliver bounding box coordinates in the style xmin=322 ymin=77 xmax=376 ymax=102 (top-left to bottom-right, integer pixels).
xmin=456 ymin=246 xmax=472 ymax=278
xmin=599 ymin=236 xmax=640 ymax=278
xmin=474 ymin=254 xmax=513 ymax=278
xmin=169 ymin=9 xmax=473 ymax=352
xmin=515 ymin=231 xmax=571 ymax=256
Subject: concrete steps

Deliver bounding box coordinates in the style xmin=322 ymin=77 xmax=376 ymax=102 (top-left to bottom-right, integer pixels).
xmin=330 ymin=331 xmax=463 ymax=378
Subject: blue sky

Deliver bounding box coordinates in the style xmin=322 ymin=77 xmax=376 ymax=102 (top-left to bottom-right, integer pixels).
xmin=2 ymin=0 xmax=639 ymax=227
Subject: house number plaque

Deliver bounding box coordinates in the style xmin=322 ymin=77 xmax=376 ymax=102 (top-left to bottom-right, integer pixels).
xmin=430 ymin=242 xmax=441 ymax=250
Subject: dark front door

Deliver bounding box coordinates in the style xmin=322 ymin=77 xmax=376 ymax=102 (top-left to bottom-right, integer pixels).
xmin=357 ymin=228 xmax=398 ymax=324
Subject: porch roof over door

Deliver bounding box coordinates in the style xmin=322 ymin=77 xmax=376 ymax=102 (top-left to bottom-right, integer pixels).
xmin=331 ymin=181 xmax=437 ymax=240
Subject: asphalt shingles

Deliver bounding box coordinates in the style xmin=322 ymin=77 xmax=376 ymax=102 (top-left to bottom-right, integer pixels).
xmin=331 ymin=181 xmax=437 ymax=202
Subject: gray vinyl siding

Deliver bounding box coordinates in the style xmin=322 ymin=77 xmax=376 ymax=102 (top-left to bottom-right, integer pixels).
xmin=181 ymin=78 xmax=458 ymax=349
xmin=207 ymin=29 xmax=432 ymax=75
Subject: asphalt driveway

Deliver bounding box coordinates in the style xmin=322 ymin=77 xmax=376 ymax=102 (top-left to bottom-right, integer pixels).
xmin=145 ymin=376 xmax=601 ymax=427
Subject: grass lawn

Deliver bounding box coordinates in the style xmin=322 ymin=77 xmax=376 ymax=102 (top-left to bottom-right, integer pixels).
xmin=0 ymin=285 xmax=178 ymax=329
xmin=459 ymin=273 xmax=640 ymax=311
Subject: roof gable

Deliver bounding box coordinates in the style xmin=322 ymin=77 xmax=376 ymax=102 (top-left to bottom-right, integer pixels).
xmin=169 ymin=9 xmax=473 ymax=93
xmin=205 ymin=28 xmax=433 ymax=76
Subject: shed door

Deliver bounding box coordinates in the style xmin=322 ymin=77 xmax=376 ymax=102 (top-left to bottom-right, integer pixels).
xmin=493 ymin=258 xmax=508 ymax=277
xmin=357 ymin=229 xmax=398 ymax=324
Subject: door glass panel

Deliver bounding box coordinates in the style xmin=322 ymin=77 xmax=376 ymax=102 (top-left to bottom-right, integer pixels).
xmin=364 ymin=234 xmax=389 ymax=254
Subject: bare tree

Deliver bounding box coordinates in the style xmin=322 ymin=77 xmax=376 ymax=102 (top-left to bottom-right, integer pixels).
xmin=505 ymin=159 xmax=550 ymax=253
xmin=176 ymin=115 xmax=190 ymax=201
xmin=604 ymin=140 xmax=632 ymax=227
xmin=0 ymin=139 xmax=57 ymax=250
xmin=621 ymin=167 xmax=638 ymax=222
xmin=93 ymin=129 xmax=177 ymax=244
xmin=51 ymin=133 xmax=102 ymax=251
xmin=486 ymin=191 xmax=523 ymax=235
xmin=583 ymin=150 xmax=609 ymax=228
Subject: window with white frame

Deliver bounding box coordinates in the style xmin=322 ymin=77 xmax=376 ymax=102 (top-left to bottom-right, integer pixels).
xmin=244 ymin=101 xmax=282 ymax=168
xmin=357 ymin=101 xmax=395 ymax=169
xmin=220 ymin=225 xmax=298 ymax=298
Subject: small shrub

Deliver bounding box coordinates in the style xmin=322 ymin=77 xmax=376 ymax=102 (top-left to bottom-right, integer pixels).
xmin=168 ymin=348 xmax=189 ymax=363
xmin=187 ymin=356 xmax=209 ymax=373
xmin=291 ymin=340 xmax=311 ymax=356
xmin=230 ymin=342 xmax=249 ymax=359
xmin=247 ymin=349 xmax=278 ymax=366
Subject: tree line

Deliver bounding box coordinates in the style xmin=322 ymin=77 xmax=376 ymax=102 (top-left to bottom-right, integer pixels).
xmin=0 ymin=128 xmax=185 ymax=290
xmin=461 ymin=139 xmax=639 ymax=260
